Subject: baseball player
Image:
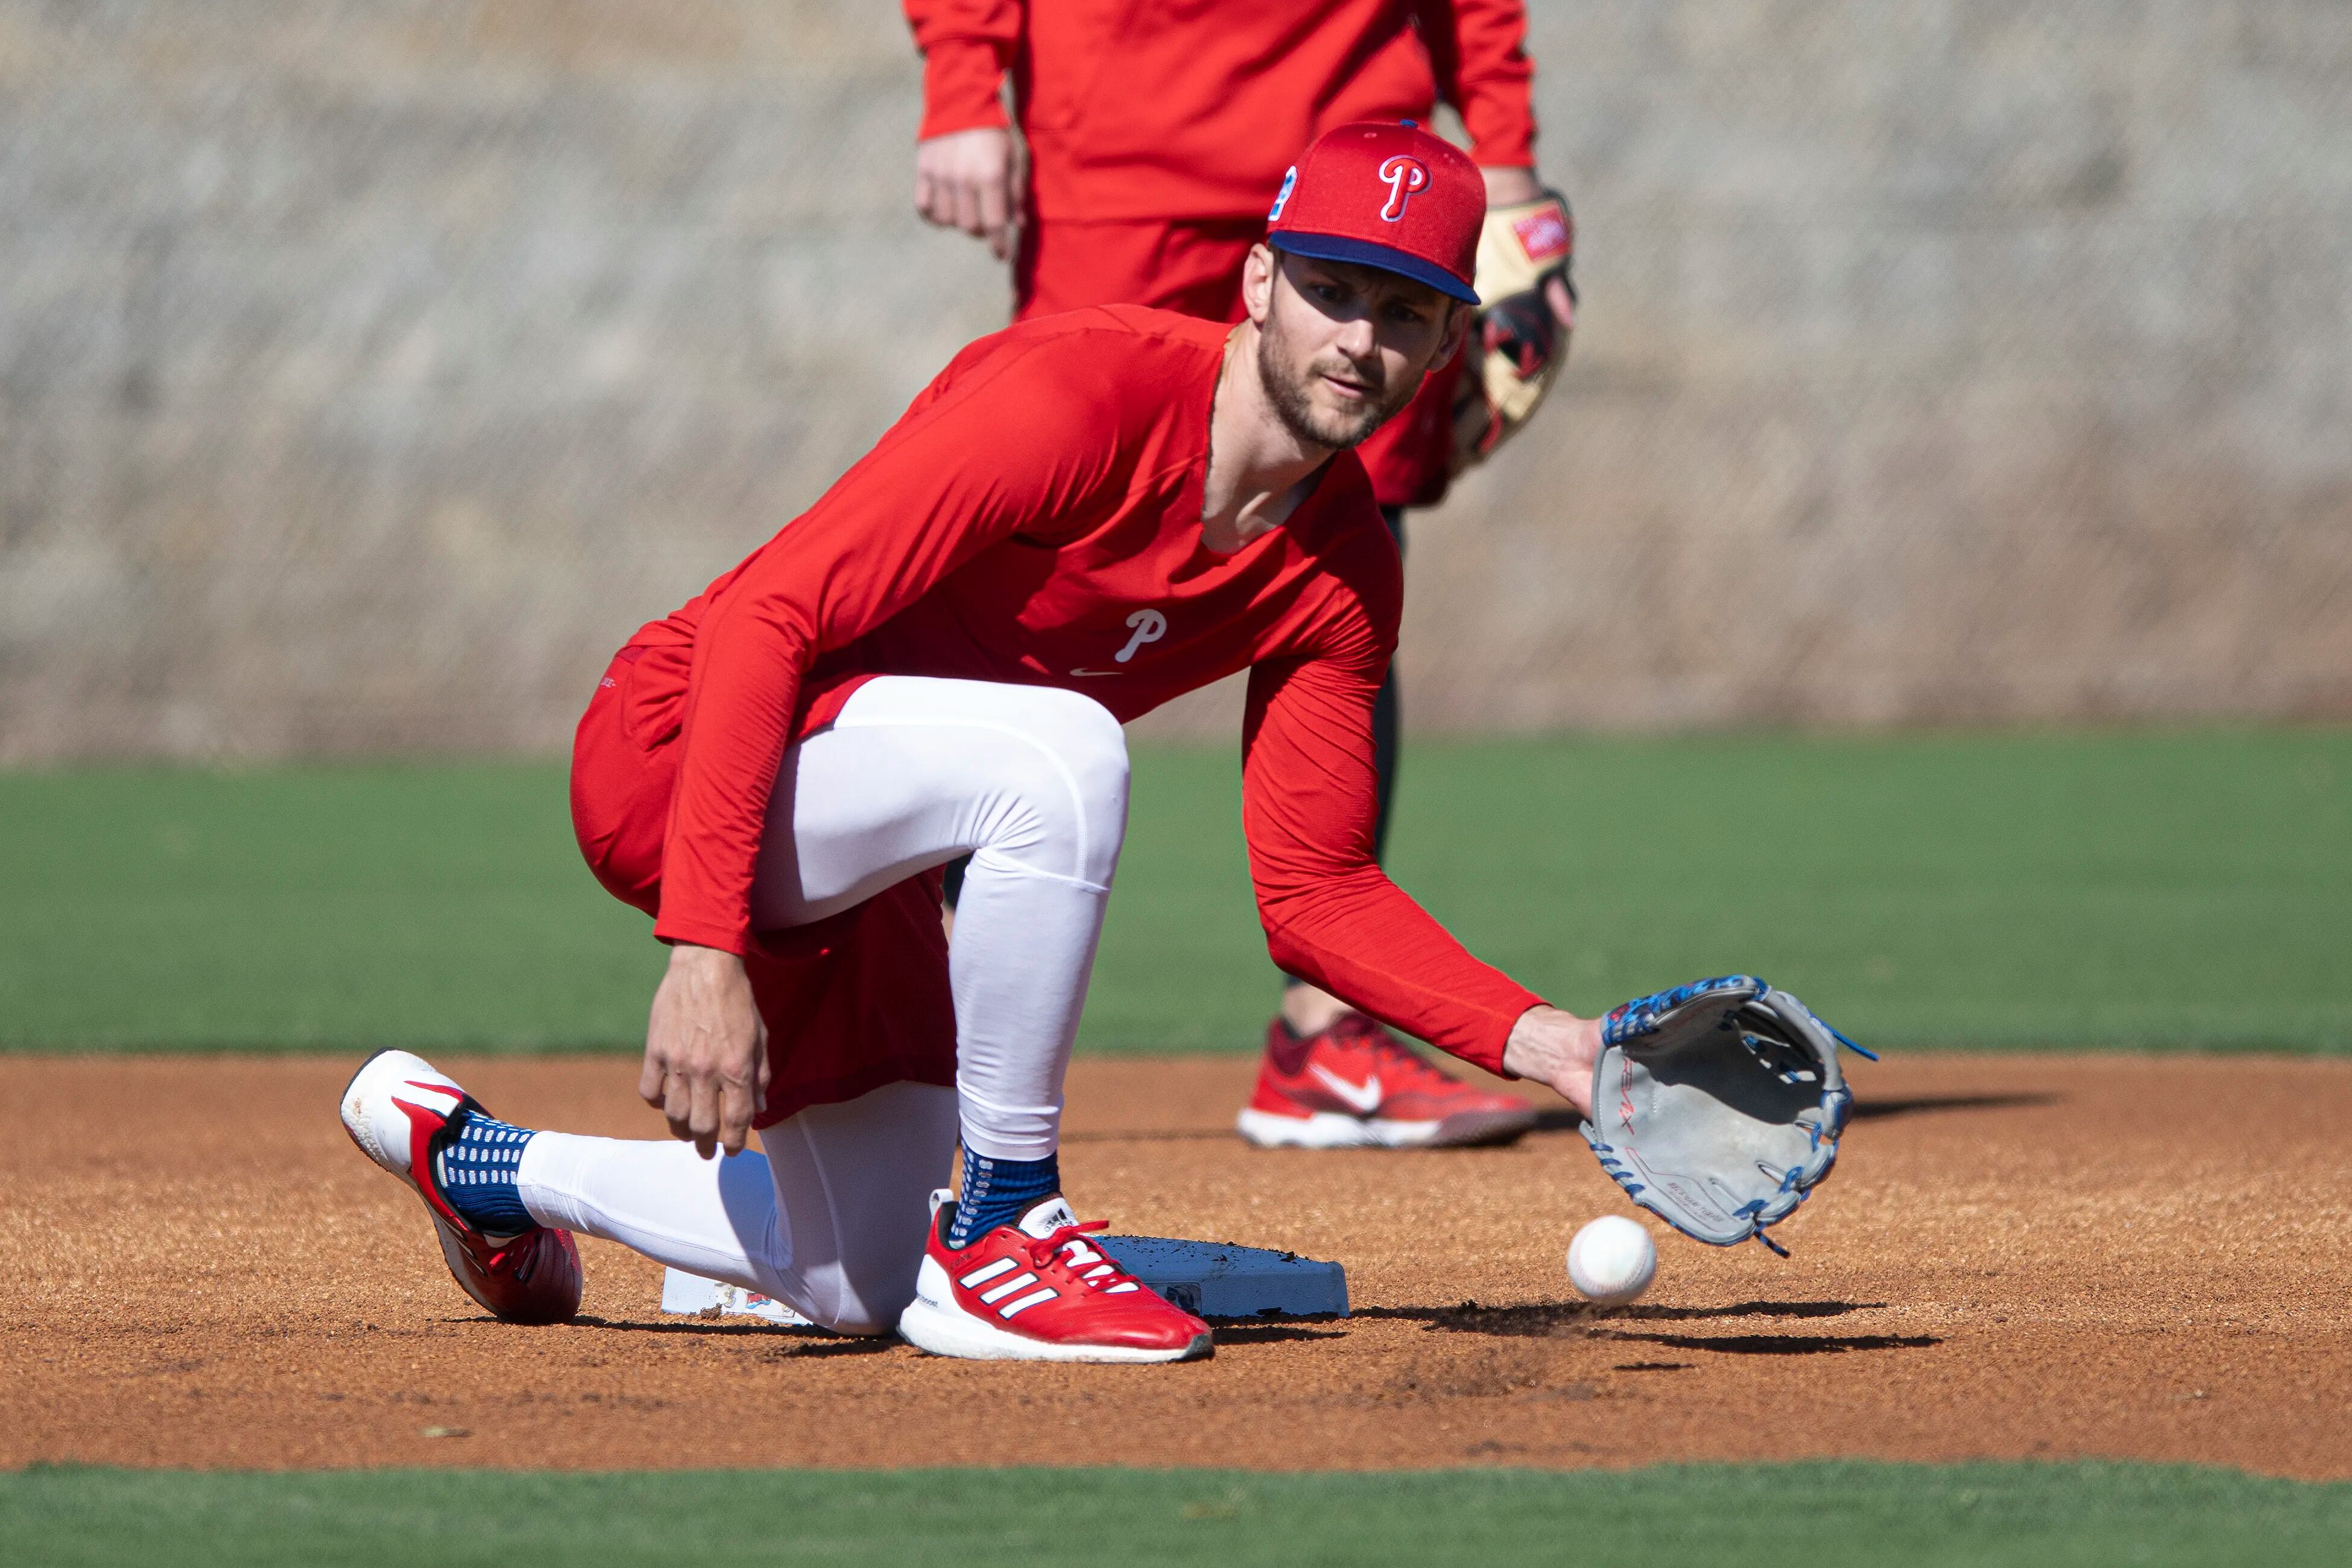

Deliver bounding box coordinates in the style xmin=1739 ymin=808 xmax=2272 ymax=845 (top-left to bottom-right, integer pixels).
xmin=338 ymin=125 xmax=1610 ymax=1364
xmin=904 ymin=0 xmax=1579 ymax=1150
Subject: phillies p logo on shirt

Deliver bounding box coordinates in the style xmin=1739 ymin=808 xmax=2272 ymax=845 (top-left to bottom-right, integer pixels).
xmin=1069 ymin=608 xmax=1170 ymax=677
xmin=1377 ymin=155 xmax=1427 ymax=221
xmin=1115 ymin=608 xmax=1167 ymax=663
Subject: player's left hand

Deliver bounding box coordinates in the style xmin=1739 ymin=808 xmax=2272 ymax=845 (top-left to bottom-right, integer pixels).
xmin=1500 ymin=1005 xmax=1604 ymax=1118
xmin=1452 ymin=166 xmax=1578 ymax=472
xmin=1578 ymin=978 xmax=1865 ymax=1254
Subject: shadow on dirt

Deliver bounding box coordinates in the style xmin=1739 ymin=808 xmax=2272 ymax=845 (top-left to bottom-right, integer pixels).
xmin=1848 ymin=1092 xmax=2059 ymax=1121
xmin=1592 ymin=1329 xmax=1941 ymax=1356
xmin=763 ymin=1337 xmax=904 ymax=1358
xmin=1209 ymin=1322 xmax=1350 ymax=1344
xmin=1529 ymin=1091 xmax=2057 ymax=1136
xmin=562 ymin=1315 xmax=790 ymax=1337
xmin=1354 ymin=1300 xmax=1890 ymax=1338
xmin=558 ymin=1315 xmax=898 ymax=1356
xmin=1623 ymin=1299 xmax=1888 ymax=1321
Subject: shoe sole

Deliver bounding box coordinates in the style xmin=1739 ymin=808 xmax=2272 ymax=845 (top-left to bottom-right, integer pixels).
xmin=897 ymin=1297 xmax=1213 ymax=1365
xmin=1234 ymin=1106 xmax=1537 ymax=1149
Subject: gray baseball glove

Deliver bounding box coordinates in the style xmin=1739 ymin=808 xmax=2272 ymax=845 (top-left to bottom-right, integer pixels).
xmin=1580 ymin=976 xmax=1868 ymax=1254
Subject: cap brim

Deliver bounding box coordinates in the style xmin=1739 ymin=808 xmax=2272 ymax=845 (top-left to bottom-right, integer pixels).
xmin=1269 ymin=232 xmax=1479 ymax=305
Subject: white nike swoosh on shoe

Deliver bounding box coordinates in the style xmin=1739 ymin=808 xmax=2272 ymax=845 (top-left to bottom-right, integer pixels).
xmin=1306 ymin=1063 xmax=1384 ymax=1114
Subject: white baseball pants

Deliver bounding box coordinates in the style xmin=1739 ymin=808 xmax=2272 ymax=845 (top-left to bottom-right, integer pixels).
xmin=514 ymin=675 xmax=1131 ymax=1332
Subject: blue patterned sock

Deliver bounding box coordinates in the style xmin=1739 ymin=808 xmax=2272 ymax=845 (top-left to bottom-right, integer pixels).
xmin=433 ymin=1108 xmax=537 ymax=1236
xmin=949 ymin=1148 xmax=1060 ymax=1247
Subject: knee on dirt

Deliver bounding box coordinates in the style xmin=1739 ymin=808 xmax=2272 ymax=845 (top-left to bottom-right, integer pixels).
xmin=793 ymin=1256 xmax=923 ymax=1339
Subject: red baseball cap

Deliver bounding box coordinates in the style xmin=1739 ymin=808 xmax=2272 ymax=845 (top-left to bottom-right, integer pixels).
xmin=1265 ymin=121 xmax=1485 ymax=304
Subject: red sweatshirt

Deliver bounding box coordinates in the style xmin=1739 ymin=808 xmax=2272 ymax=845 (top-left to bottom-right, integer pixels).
xmin=627 ymin=307 xmax=1541 ymax=1071
xmin=903 ymin=0 xmax=1537 ymax=221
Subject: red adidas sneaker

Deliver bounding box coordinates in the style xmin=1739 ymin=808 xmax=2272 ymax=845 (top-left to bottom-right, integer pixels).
xmin=338 ymin=1049 xmax=584 ymax=1326
xmin=897 ymin=1194 xmax=1213 ymax=1364
xmin=1234 ymin=1011 xmax=1538 ymax=1149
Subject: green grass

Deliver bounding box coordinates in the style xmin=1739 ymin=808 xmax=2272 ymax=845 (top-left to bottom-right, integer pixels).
xmin=5 ymin=1462 xmax=2349 ymax=1567
xmin=0 ymin=765 xmax=662 ymax=1049
xmin=0 ymin=731 xmax=2344 ymax=1051
xmin=1094 ymin=729 xmax=2352 ymax=1051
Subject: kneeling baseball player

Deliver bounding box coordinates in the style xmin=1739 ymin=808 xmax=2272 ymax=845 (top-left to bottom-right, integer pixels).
xmin=340 ymin=123 xmax=1855 ymax=1364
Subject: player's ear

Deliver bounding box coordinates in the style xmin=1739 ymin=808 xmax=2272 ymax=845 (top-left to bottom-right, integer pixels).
xmin=1433 ymin=297 xmax=1477 ymax=370
xmin=1242 ymin=244 xmax=1278 ymax=326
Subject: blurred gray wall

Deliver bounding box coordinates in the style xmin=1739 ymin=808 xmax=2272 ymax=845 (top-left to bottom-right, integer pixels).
xmin=2 ymin=1 xmax=2347 ymax=760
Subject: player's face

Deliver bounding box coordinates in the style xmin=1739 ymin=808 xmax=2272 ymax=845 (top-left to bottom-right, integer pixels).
xmin=1253 ymin=250 xmax=1465 ymax=451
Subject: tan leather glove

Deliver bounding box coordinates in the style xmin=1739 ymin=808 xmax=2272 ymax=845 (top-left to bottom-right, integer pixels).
xmin=1450 ymin=191 xmax=1576 ymax=472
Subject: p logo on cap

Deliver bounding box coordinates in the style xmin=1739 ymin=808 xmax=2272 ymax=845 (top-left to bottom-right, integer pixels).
xmin=1265 ymin=122 xmax=1484 ymax=303
xmin=1377 ymin=156 xmax=1428 ymax=221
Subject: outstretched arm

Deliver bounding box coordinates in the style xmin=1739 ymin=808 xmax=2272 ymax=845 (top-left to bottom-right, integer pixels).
xmin=1240 ymin=633 xmax=1599 ymax=1111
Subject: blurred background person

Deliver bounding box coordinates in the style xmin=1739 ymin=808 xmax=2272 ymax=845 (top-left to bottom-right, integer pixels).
xmin=902 ymin=0 xmax=1579 ymax=1150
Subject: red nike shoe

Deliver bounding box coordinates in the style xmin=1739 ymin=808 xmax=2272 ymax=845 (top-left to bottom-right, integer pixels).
xmin=897 ymin=1193 xmax=1213 ymax=1364
xmin=1235 ymin=1011 xmax=1537 ymax=1149
xmin=338 ymin=1049 xmax=584 ymax=1325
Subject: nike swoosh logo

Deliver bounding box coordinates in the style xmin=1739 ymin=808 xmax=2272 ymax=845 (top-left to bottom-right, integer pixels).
xmin=1307 ymin=1063 xmax=1383 ymax=1114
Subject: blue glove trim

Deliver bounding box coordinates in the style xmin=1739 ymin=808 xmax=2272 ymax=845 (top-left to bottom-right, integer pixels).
xmin=1603 ymin=975 xmax=1763 ymax=1047
xmin=1829 ymin=1025 xmax=1879 ymax=1062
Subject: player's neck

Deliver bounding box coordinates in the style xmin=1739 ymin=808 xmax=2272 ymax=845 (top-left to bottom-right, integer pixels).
xmin=1198 ymin=322 xmax=1335 ymax=555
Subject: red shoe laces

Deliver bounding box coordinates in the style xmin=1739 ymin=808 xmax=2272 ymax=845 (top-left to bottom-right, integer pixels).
xmin=1024 ymin=1219 xmax=1139 ymax=1292
xmin=1365 ymin=1028 xmax=1461 ymax=1089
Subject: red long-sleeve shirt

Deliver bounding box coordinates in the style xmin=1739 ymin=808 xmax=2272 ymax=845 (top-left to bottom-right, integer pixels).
xmin=627 ymin=307 xmax=1541 ymax=1071
xmin=903 ymin=0 xmax=1537 ymax=221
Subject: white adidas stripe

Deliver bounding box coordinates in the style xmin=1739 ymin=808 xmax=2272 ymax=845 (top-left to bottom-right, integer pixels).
xmin=958 ymin=1258 xmax=1019 ymax=1289
xmin=997 ymin=1287 xmax=1057 ymax=1319
xmin=978 ymin=1272 xmax=1040 ymax=1305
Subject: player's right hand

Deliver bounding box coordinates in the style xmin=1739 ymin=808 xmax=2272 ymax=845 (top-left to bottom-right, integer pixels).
xmin=914 ymin=126 xmax=1022 ymax=259
xmin=640 ymin=943 xmax=769 ymax=1160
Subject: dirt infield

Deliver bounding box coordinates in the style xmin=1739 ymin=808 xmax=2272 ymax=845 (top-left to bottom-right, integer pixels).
xmin=5 ymin=1052 xmax=2349 ymax=1476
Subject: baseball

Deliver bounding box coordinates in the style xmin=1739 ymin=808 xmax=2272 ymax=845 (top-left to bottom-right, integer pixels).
xmin=1567 ymin=1215 xmax=1657 ymax=1305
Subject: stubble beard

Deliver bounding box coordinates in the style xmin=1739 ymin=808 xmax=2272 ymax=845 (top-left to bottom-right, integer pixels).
xmin=1255 ymin=312 xmax=1413 ymax=453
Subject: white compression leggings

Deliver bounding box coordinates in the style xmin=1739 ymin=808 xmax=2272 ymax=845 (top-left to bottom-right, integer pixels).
xmin=519 ymin=1083 xmax=958 ymax=1335
xmin=515 ymin=676 xmax=1131 ymax=1333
